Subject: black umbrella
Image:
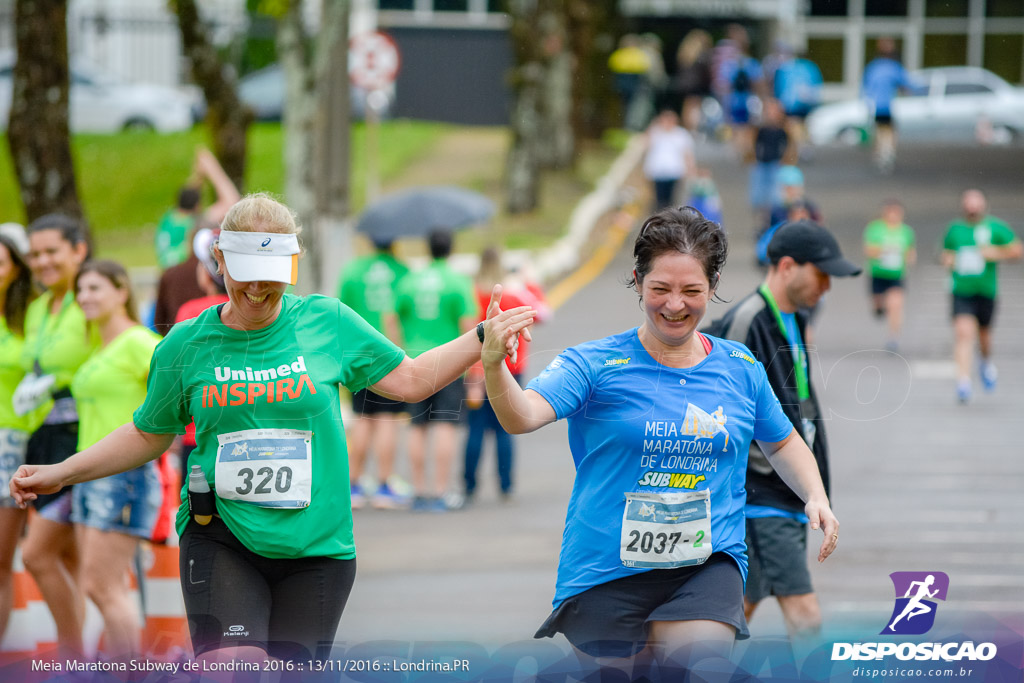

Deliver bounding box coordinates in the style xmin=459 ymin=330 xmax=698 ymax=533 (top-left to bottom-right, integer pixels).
xmin=355 ymin=186 xmax=496 ymax=242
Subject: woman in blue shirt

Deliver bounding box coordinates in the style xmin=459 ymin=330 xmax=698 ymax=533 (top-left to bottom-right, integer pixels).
xmin=481 ymin=206 xmax=839 ymax=671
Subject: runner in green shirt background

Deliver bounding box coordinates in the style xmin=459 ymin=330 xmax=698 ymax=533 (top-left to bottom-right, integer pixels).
xmin=0 ymin=223 xmax=38 ymax=645
xmin=940 ymin=189 xmax=1022 ymax=403
xmin=394 ymin=230 xmax=480 ymax=512
xmin=70 ymin=260 xmax=163 ymax=659
xmin=10 ymin=194 xmax=536 ymax=664
xmin=863 ymin=199 xmax=916 ymax=351
xmin=338 ymin=239 xmax=410 ymax=509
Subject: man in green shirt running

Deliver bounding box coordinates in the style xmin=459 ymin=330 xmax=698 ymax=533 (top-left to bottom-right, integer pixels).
xmin=338 ymin=239 xmax=409 ymax=509
xmin=863 ymin=199 xmax=916 ymax=351
xmin=941 ymin=189 xmax=1022 ymax=403
xmin=395 ymin=230 xmax=479 ymax=511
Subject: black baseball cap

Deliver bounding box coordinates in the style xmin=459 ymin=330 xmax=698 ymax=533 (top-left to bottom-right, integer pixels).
xmin=767 ymin=220 xmax=862 ymax=277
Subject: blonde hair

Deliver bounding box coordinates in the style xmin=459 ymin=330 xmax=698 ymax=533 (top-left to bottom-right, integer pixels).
xmin=221 ymin=193 xmax=302 ymax=236
xmin=677 ymin=29 xmax=711 ymax=67
xmin=475 ymin=246 xmax=505 ymax=291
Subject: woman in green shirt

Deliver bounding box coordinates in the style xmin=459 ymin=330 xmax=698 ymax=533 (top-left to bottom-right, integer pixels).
xmin=18 ymin=214 xmax=93 ymax=654
xmin=10 ymin=194 xmax=536 ymax=664
xmin=71 ymin=260 xmax=162 ymax=658
xmin=0 ymin=224 xmax=38 ymax=643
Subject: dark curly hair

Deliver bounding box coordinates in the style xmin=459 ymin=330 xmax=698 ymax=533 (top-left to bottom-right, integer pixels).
xmin=27 ymin=213 xmax=93 ymax=261
xmin=626 ymin=206 xmax=728 ymax=297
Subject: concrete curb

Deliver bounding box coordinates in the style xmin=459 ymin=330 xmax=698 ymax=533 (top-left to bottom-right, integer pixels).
xmin=532 ymin=134 xmax=646 ymax=286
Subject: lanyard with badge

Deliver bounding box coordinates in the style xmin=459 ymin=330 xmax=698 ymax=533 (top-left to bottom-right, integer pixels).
xmin=12 ymin=292 xmax=73 ymax=418
xmin=759 ymin=284 xmax=818 ymax=449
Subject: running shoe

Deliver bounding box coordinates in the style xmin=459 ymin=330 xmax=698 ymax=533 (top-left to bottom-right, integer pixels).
xmin=956 ymin=380 xmax=972 ymax=404
xmin=350 ymin=483 xmax=366 ymax=509
xmin=372 ymin=482 xmax=410 ymax=509
xmin=980 ymin=361 xmax=998 ymax=392
xmin=443 ymin=491 xmax=465 ymax=511
xmin=411 ymin=495 xmax=434 ymax=512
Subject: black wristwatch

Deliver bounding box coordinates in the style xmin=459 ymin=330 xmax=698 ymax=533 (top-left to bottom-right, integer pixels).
xmin=476 ymin=321 xmax=486 ymax=343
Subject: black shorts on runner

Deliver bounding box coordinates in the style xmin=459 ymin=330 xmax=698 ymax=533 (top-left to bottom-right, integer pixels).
xmin=26 ymin=421 xmax=79 ymax=512
xmin=952 ymin=294 xmax=996 ymax=328
xmin=179 ymin=516 xmax=356 ymax=662
xmin=744 ymin=516 xmax=813 ymax=605
xmin=534 ymin=553 xmax=748 ymax=659
xmin=871 ymin=276 xmax=903 ymax=295
xmin=351 ymin=388 xmax=406 ymax=416
xmin=408 ymin=380 xmax=465 ymax=426
xmin=874 ymin=112 xmax=894 ymax=126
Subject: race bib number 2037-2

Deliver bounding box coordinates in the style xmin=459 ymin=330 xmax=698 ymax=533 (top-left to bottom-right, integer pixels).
xmin=621 ymin=490 xmax=712 ymax=569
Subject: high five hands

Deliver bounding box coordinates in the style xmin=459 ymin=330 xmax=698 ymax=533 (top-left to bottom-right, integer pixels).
xmin=481 ymin=285 xmax=536 ymax=367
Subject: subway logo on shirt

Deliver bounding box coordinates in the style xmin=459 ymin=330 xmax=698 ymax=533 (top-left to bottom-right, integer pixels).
xmin=201 ymin=355 xmax=316 ymax=407
xmin=637 ymin=471 xmax=706 ymax=489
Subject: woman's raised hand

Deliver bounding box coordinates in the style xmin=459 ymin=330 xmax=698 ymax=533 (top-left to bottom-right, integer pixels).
xmin=482 ymin=284 xmax=536 ymax=368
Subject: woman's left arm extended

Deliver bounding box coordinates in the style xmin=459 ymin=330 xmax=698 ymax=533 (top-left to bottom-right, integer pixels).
xmin=10 ymin=423 xmax=175 ymax=508
xmin=757 ymin=429 xmax=839 ymax=563
xmin=370 ymin=286 xmax=535 ymax=404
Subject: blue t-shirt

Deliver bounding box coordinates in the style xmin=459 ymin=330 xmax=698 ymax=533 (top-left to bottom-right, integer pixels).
xmin=527 ymin=329 xmax=794 ymax=607
xmin=725 ymin=57 xmax=763 ymax=113
xmin=774 ymin=58 xmax=823 ymax=114
xmin=862 ymin=58 xmax=913 ymax=115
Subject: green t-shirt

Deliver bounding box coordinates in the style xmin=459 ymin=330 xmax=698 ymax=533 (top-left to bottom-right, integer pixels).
xmin=943 ymin=215 xmax=1018 ymax=299
xmin=394 ymin=259 xmax=478 ymax=357
xmin=863 ymin=220 xmax=915 ymax=280
xmin=132 ymin=294 xmax=405 ymax=559
xmin=72 ymin=325 xmax=161 ymax=451
xmin=0 ymin=316 xmax=33 ymax=432
xmin=22 ymin=292 xmax=100 ymax=395
xmin=155 ymin=209 xmax=195 ymax=270
xmin=337 ymin=252 xmax=409 ymax=334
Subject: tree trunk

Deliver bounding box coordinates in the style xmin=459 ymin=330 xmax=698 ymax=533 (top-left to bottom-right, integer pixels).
xmin=505 ymin=60 xmax=542 ymax=214
xmin=566 ymin=0 xmax=619 ymax=141
xmin=172 ymin=0 xmax=252 ymax=192
xmin=505 ymin=0 xmax=576 ymax=210
xmin=6 ymin=0 xmax=82 ymax=222
xmin=277 ymin=0 xmax=351 ymax=295
xmin=536 ymin=7 xmax=577 ymax=169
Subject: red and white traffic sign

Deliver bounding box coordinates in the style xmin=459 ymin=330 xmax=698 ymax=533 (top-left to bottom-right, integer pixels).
xmin=349 ymin=31 xmax=401 ymax=91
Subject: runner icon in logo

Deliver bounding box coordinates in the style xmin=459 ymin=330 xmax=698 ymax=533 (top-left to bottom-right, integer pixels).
xmin=882 ymin=571 xmax=949 ymax=635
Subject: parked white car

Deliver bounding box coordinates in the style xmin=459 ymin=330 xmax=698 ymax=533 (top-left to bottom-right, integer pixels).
xmin=0 ymin=54 xmax=196 ymax=134
xmin=807 ymin=66 xmax=1024 ymax=146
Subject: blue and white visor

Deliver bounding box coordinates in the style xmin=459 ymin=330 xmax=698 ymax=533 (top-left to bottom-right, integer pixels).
xmin=218 ymin=231 xmax=300 ymax=285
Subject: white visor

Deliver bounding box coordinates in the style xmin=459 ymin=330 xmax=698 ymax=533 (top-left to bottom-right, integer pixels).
xmin=218 ymin=231 xmax=300 ymax=285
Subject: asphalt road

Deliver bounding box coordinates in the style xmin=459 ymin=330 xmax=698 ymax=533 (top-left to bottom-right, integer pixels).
xmin=337 ymin=141 xmax=1024 ymax=670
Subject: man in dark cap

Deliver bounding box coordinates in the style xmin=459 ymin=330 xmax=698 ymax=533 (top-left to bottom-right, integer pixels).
xmin=704 ymin=220 xmax=861 ymax=640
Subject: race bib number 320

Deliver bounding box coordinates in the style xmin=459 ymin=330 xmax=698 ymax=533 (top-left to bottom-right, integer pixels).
xmin=621 ymin=490 xmax=712 ymax=569
xmin=215 ymin=429 xmax=312 ymax=508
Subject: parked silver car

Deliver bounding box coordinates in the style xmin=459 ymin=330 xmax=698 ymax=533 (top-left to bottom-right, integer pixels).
xmin=807 ymin=66 xmax=1024 ymax=146
xmin=0 ymin=53 xmax=196 ymax=134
